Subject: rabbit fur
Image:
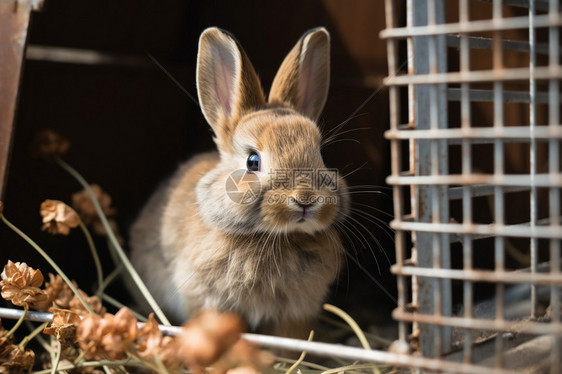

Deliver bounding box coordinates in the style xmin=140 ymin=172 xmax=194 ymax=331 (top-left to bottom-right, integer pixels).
xmin=130 ymin=27 xmax=349 ymax=338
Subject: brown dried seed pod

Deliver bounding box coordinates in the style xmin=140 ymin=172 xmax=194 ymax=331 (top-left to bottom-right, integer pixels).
xmin=76 ymin=308 xmax=138 ymax=361
xmin=72 ymin=184 xmax=116 ymax=225
xmin=30 ymin=129 xmax=70 ymax=160
xmin=0 ymin=260 xmax=50 ymax=311
xmin=40 ymin=200 xmax=80 ymax=236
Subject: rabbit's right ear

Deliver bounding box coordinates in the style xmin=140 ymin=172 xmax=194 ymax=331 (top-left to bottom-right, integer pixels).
xmin=197 ymin=28 xmax=265 ymax=150
xmin=268 ymin=28 xmax=330 ymax=122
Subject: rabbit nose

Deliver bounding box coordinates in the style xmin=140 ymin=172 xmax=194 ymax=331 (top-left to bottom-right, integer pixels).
xmin=296 ymin=201 xmax=314 ymax=209
xmin=292 ymin=194 xmax=317 ymax=208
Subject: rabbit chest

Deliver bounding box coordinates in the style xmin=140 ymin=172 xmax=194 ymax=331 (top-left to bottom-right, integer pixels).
xmin=166 ymin=219 xmax=341 ymax=330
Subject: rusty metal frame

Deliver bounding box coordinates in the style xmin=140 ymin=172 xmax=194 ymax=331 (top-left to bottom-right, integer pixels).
xmin=383 ymin=0 xmax=562 ymax=372
xmin=0 ymin=0 xmax=43 ymax=199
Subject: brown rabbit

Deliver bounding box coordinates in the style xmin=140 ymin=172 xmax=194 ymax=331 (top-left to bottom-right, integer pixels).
xmin=130 ymin=27 xmax=349 ymax=338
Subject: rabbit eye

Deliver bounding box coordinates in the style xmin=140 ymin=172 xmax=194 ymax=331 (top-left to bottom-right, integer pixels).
xmin=246 ymin=152 xmax=260 ymax=172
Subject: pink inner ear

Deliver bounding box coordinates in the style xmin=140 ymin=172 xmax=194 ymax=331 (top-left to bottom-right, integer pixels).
xmin=211 ymin=44 xmax=236 ymax=117
xmin=298 ymin=46 xmax=322 ymax=114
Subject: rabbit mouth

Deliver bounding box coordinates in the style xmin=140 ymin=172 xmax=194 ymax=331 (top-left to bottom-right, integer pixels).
xmin=260 ymin=189 xmax=340 ymax=233
xmin=296 ymin=204 xmax=315 ymax=222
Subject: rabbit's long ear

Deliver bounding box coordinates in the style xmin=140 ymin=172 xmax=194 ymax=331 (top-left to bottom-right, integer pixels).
xmin=268 ymin=28 xmax=330 ymax=122
xmin=197 ymin=28 xmax=265 ymax=145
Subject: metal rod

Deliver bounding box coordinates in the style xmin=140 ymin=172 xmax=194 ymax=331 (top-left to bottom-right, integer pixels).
xmin=384 ymin=66 xmax=562 ymax=85
xmin=387 ymin=173 xmax=562 ymax=187
xmin=405 ymin=0 xmax=420 ymax=350
xmin=380 ymin=13 xmax=561 ymax=39
xmin=26 ymin=45 xmax=151 ymax=68
xmin=548 ymin=1 xmax=561 ymax=373
xmin=446 ymin=88 xmax=552 ymax=103
xmin=460 ymin=0 xmax=473 ymax=363
xmin=479 ymin=0 xmax=550 ymax=11
xmin=445 ymin=34 xmax=553 ymax=55
xmin=390 ymin=220 xmax=562 ymax=240
xmin=448 ymin=185 xmax=528 ymax=200
xmin=0 ymin=307 xmax=517 ymax=374
xmin=391 ymin=265 xmax=562 ymax=285
xmin=386 ymin=126 xmax=562 ymax=140
xmin=393 ymin=308 xmax=562 ymax=336
xmin=528 ymin=0 xmax=539 ymax=319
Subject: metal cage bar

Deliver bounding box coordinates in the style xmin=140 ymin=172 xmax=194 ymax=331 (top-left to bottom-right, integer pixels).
xmin=383 ymin=0 xmax=562 ymax=372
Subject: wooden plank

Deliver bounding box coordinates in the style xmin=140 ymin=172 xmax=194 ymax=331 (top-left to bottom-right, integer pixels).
xmin=0 ymin=0 xmax=43 ymax=199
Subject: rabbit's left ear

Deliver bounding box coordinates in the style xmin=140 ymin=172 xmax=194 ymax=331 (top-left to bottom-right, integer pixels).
xmin=268 ymin=28 xmax=330 ymax=122
xmin=197 ymin=27 xmax=265 ymax=147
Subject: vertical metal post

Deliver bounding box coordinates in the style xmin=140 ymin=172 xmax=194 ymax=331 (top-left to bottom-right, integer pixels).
xmin=528 ymin=0 xmax=539 ymax=319
xmin=0 ymin=0 xmax=42 ymax=199
xmin=406 ymin=0 xmax=420 ymax=347
xmin=548 ymin=1 xmax=561 ymax=373
xmin=411 ymin=0 xmax=451 ymax=358
xmin=492 ymin=0 xmax=506 ymax=369
xmin=459 ymin=0 xmax=474 ymax=364
xmin=384 ymin=0 xmax=408 ymax=347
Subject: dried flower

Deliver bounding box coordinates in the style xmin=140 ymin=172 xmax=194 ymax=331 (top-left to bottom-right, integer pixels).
xmin=0 ymin=261 xmax=43 ymax=289
xmin=30 ymin=129 xmax=70 ymax=160
xmin=69 ymin=289 xmax=105 ymax=315
xmin=40 ymin=200 xmax=80 ymax=235
xmin=218 ymin=339 xmax=274 ymax=372
xmin=1 ymin=322 xmax=35 ymax=372
xmin=75 ymin=314 xmax=105 ymax=359
xmin=137 ymin=314 xmax=165 ymax=358
xmin=43 ymin=309 xmax=81 ymax=362
xmin=0 ymin=261 xmax=50 ymax=311
xmin=0 ymin=344 xmax=35 ymax=373
xmin=43 ymin=308 xmax=80 ymax=343
xmin=72 ymin=185 xmax=122 ymax=242
xmin=72 ymin=185 xmax=116 ymax=225
xmin=172 ymin=310 xmax=246 ymax=371
xmin=225 ymin=366 xmax=261 ymax=374
xmin=135 ymin=313 xmax=178 ymax=368
xmin=44 ymin=274 xmax=104 ymax=315
xmin=76 ymin=308 xmax=138 ymax=361
xmin=91 ymin=219 xmax=123 ymax=244
xmin=0 ymin=321 xmax=13 ymax=359
xmin=44 ymin=273 xmax=74 ymax=309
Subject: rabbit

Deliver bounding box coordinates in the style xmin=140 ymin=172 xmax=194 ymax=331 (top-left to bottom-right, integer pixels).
xmin=129 ymin=26 xmax=349 ymax=338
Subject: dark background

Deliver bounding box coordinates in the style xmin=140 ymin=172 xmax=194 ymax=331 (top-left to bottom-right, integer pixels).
xmin=1 ymin=0 xmax=397 ymax=340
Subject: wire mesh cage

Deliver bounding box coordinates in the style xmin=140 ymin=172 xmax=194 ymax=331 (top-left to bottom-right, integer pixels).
xmin=382 ymin=0 xmax=562 ymax=372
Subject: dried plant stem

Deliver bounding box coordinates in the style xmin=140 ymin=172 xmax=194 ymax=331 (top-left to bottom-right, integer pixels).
xmin=51 ymin=341 xmax=62 ymax=374
xmin=323 ymin=304 xmax=371 ymax=349
xmin=320 ymin=363 xmax=388 ymax=374
xmin=24 ymin=320 xmax=51 ymax=352
xmin=98 ymin=264 xmax=123 ymax=295
xmin=5 ymin=304 xmax=27 ymax=339
xmin=319 ymin=315 xmax=393 ymax=347
xmin=153 ymin=355 xmax=172 ymax=374
xmin=55 ymin=157 xmax=171 ymax=326
xmin=0 ymin=213 xmax=94 ymax=314
xmin=286 ymin=330 xmax=314 ymax=374
xmin=78 ymin=220 xmax=104 ymax=297
xmin=274 ymin=357 xmax=329 ymax=371
xmin=19 ymin=321 xmax=48 ymax=348
xmin=101 ymin=293 xmax=148 ymax=322
xmin=122 ymin=348 xmax=162 ymax=373
xmin=32 ymin=359 xmax=147 ymax=373
xmin=323 ymin=304 xmax=380 ymax=374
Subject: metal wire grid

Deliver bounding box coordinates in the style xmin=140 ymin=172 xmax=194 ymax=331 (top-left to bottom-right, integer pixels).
xmin=382 ymin=0 xmax=562 ymax=372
